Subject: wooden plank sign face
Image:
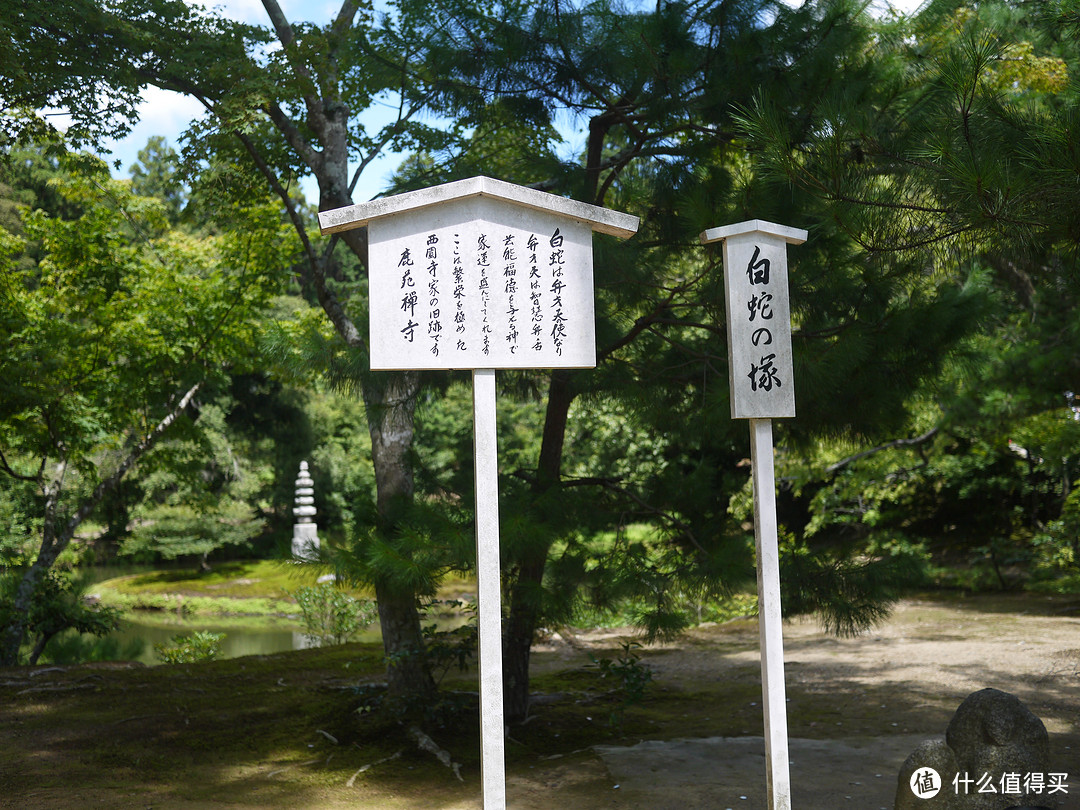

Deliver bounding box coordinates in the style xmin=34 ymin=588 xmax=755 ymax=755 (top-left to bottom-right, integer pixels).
xmin=368 ymin=196 xmax=596 ymax=371
xmin=700 ymin=220 xmax=807 ymax=420
xmin=722 ymin=232 xmax=795 ymax=419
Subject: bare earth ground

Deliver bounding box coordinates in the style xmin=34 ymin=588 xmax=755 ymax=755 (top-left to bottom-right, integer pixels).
xmin=1 ymin=593 xmax=1077 ymax=809
xmin=511 ymin=593 xmax=1080 ymax=810
xmin=589 ymin=594 xmax=1080 ymax=810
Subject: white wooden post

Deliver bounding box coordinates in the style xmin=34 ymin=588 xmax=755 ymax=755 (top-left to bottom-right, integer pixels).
xmin=700 ymin=220 xmax=807 ymax=810
xmin=750 ymin=417 xmax=791 ymax=810
xmin=472 ymin=368 xmax=506 ymax=809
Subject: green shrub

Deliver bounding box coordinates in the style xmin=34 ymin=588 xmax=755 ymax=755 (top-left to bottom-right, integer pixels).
xmin=290 ymin=582 xmax=378 ymax=646
xmin=39 ymin=630 xmax=146 ymax=665
xmin=589 ymin=640 xmax=654 ymax=728
xmin=154 ymin=631 xmax=225 ymax=664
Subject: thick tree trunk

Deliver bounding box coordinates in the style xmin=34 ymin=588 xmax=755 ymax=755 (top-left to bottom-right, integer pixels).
xmin=502 ymin=551 xmax=547 ymax=724
xmin=375 ymin=579 xmax=434 ymax=698
xmin=364 ymin=370 xmax=436 ymax=700
xmin=503 ymin=370 xmax=575 ymax=723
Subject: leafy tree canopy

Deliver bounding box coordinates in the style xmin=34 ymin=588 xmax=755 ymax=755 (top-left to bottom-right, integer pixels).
xmin=0 ymin=151 xmax=296 ymax=663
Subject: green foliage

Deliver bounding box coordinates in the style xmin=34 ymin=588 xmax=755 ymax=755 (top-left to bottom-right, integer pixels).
xmin=0 ymin=566 xmax=121 ymax=664
xmin=0 ymin=472 xmax=38 ymax=561
xmin=37 ymin=629 xmax=146 ymax=665
xmin=588 ymin=640 xmax=654 ymax=728
xmin=290 ymin=582 xmax=378 ymax=646
xmin=420 ymin=605 xmax=478 ymax=686
xmin=119 ymin=401 xmax=266 ymax=566
xmin=154 ymin=631 xmax=225 ymax=665
xmin=778 ymin=537 xmax=927 ymax=637
xmin=330 ymin=496 xmax=471 ymax=602
xmin=121 ymin=500 xmax=263 ymax=565
xmin=0 ymin=150 xmax=293 ymax=663
xmin=128 ymin=136 xmax=186 ymax=224
xmin=0 ymin=154 xmax=287 ymax=469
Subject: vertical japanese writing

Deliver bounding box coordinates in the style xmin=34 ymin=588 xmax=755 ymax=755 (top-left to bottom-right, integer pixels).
xmin=373 ymin=213 xmax=594 ymax=370
xmin=399 ymin=247 xmax=418 ymax=343
xmin=549 ymin=228 xmax=567 ymax=356
xmin=426 ymin=234 xmax=441 ymax=356
xmin=745 ymin=244 xmax=780 ymax=392
xmin=478 ymin=233 xmax=492 ymax=356
xmin=503 ymin=234 xmax=519 ymax=354
xmin=746 ymin=245 xmax=771 ymax=285
xmin=453 ymin=233 xmax=466 ymax=352
xmin=528 ymin=233 xmax=543 ymax=352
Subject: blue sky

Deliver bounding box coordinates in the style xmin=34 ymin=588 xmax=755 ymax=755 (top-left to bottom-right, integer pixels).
xmin=97 ymin=0 xmax=926 ymax=203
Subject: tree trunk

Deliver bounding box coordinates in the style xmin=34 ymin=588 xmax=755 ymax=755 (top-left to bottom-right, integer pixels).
xmin=375 ymin=579 xmax=434 ymax=697
xmin=502 ymin=551 xmax=547 ymax=723
xmin=503 ymin=370 xmax=575 ymax=723
xmin=0 ymin=477 xmax=65 ymax=667
xmin=0 ymin=384 xmax=201 ymax=667
xmin=364 ymin=370 xmax=436 ymax=700
xmin=0 ymin=546 xmax=57 ymax=667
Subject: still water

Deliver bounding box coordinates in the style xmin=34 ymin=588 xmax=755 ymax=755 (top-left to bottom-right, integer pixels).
xmin=111 ymin=618 xmax=383 ymax=665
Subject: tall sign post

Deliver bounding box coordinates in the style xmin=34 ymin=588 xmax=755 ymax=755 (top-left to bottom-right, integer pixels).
xmin=320 ymin=177 xmax=638 ymax=809
xmin=700 ymin=220 xmax=807 ymax=810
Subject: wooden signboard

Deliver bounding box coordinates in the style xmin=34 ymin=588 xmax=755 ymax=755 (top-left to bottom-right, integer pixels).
xmin=700 ymin=220 xmax=806 ymax=419
xmin=701 ymin=219 xmax=807 ymax=810
xmin=320 ymin=177 xmax=638 ymax=810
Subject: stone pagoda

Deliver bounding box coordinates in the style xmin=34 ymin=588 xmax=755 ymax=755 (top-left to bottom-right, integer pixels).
xmin=291 ymin=461 xmax=319 ymax=560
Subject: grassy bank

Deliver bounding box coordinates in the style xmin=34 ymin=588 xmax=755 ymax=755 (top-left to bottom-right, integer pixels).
xmin=92 ymin=560 xmax=479 ymax=616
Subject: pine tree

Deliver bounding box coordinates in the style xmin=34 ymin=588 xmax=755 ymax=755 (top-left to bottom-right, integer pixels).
xmin=737 ymin=0 xmax=1080 ymax=584
xmin=390 ymin=0 xmax=988 ymax=722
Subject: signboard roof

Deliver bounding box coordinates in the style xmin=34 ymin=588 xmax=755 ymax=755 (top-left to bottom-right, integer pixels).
xmin=319 ymin=175 xmax=640 ymax=239
xmin=700 ymin=219 xmax=807 ymax=246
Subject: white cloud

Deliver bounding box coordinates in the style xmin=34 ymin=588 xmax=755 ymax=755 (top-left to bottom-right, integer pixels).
xmin=95 ymin=87 xmax=204 ymax=173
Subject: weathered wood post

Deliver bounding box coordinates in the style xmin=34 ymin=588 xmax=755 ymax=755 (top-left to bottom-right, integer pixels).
xmin=320 ymin=177 xmax=638 ymax=808
xmin=700 ymin=220 xmax=807 ymax=810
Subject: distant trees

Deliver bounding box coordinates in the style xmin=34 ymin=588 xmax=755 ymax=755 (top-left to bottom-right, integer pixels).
xmin=0 ymin=155 xmax=287 ymax=664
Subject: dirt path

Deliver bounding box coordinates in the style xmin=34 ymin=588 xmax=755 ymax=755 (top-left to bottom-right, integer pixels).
xmin=501 ymin=593 xmax=1080 ymax=810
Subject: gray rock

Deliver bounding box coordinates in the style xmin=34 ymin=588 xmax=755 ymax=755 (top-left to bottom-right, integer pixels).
xmin=946 ymin=689 xmax=1049 ymax=810
xmin=895 ymin=689 xmax=1050 ymax=810
xmin=895 ymin=739 xmax=960 ymax=810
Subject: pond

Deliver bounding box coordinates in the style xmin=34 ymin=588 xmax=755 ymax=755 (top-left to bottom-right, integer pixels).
xmin=110 ymin=617 xmax=384 ymax=665
xmin=105 ymin=610 xmax=468 ymax=666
